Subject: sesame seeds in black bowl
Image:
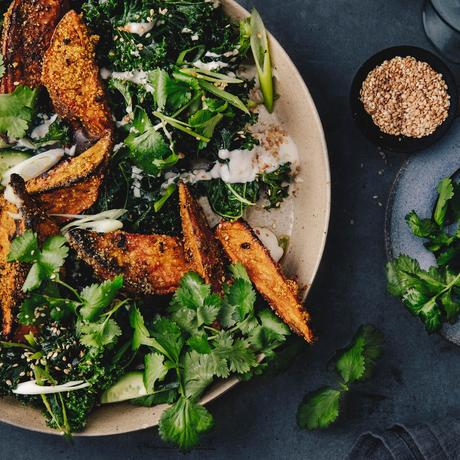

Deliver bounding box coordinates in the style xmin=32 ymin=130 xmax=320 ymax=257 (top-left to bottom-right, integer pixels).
xmin=350 ymin=46 xmax=458 ymax=153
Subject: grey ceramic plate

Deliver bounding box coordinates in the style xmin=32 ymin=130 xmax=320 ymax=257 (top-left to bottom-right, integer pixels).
xmin=0 ymin=0 xmax=331 ymax=436
xmin=385 ymin=118 xmax=460 ymax=345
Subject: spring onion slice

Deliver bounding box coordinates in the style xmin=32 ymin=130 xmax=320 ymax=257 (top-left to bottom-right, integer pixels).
xmin=1 ymin=148 xmax=64 ymax=186
xmin=198 ymin=80 xmax=249 ymax=114
xmin=13 ymin=380 xmax=90 ymax=395
xmin=250 ymin=9 xmax=274 ymax=113
xmin=58 ymin=209 xmax=127 ymax=234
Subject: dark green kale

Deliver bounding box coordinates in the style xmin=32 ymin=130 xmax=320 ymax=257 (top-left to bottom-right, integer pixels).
xmin=92 ymin=148 xmax=182 ymax=235
xmin=82 ymin=0 xmax=242 ymax=72
xmin=260 ymin=162 xmax=292 ymax=209
xmin=206 ymin=179 xmax=259 ymax=220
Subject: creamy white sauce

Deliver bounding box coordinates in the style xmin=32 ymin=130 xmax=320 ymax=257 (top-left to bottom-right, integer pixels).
xmin=209 ymin=148 xmax=258 ymax=183
xmin=119 ymin=22 xmax=154 ymax=36
xmin=205 ymin=51 xmax=222 ymax=58
xmin=193 ymin=59 xmax=228 ymax=71
xmin=253 ymin=226 xmax=284 ymax=262
xmin=160 ymin=131 xmax=299 ymax=191
xmin=30 ymin=114 xmax=58 ymax=140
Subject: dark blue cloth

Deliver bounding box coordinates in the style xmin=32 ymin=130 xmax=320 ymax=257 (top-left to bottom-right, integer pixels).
xmin=347 ymin=418 xmax=460 ymax=460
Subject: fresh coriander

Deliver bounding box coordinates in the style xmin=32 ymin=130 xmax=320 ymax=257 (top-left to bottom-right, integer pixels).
xmin=297 ymin=325 xmax=383 ymax=430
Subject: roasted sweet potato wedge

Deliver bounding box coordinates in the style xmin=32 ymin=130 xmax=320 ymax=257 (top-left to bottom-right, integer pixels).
xmin=34 ymin=174 xmax=103 ymax=216
xmin=216 ymin=220 xmax=314 ymax=343
xmin=27 ymin=133 xmax=111 ymax=194
xmin=178 ymin=182 xmax=225 ymax=293
xmin=1 ymin=0 xmax=68 ymax=93
xmin=41 ymin=10 xmax=113 ymax=139
xmin=0 ymin=175 xmax=60 ymax=337
xmin=67 ymin=230 xmax=190 ymax=295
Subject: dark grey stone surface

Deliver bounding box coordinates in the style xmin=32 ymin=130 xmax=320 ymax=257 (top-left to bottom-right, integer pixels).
xmin=3 ymin=1 xmax=460 ymax=459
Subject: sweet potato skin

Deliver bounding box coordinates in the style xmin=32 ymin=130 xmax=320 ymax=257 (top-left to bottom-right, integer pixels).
xmin=67 ymin=230 xmax=190 ymax=295
xmin=216 ymin=220 xmax=314 ymax=343
xmin=41 ymin=10 xmax=112 ymax=139
xmin=1 ymin=0 xmax=68 ymax=93
xmin=27 ymin=133 xmax=111 ymax=194
xmin=178 ymin=182 xmax=225 ymax=293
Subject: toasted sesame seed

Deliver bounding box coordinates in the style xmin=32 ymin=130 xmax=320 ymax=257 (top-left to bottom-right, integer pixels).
xmin=360 ymin=56 xmax=450 ymax=138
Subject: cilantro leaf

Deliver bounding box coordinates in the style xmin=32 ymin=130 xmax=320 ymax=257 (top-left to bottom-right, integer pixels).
xmin=229 ymin=262 xmax=251 ymax=282
xmin=80 ymin=318 xmax=122 ymax=349
xmin=197 ymin=294 xmax=221 ymax=326
xmin=129 ymin=306 xmax=161 ymax=351
xmin=187 ymin=334 xmax=212 ymax=354
xmin=80 ymin=276 xmax=123 ymax=321
xmin=249 ymin=309 xmax=290 ymax=352
xmin=159 ymin=397 xmax=214 ymax=450
xmin=0 ymin=85 xmax=38 ymax=138
xmin=37 ymin=235 xmax=69 ymax=277
xmin=149 ymin=69 xmax=192 ymax=112
xmin=212 ymin=333 xmax=257 ymax=375
xmin=7 ymin=230 xmax=38 ymax=263
xmin=297 ymin=387 xmax=342 ymax=430
xmin=144 ymin=352 xmax=168 ymax=393
xmin=183 ymin=350 xmax=216 ymax=399
xmin=434 ymin=178 xmax=454 ymax=226
xmin=335 ymin=324 xmax=383 ymax=384
xmin=225 ymin=278 xmax=256 ymax=320
xmin=172 ymin=272 xmax=211 ymax=310
xmin=151 ymin=318 xmax=184 ymax=364
xmin=405 ymin=211 xmax=438 ymax=238
xmin=124 ymin=107 xmax=178 ymax=175
xmin=22 ymin=263 xmax=43 ymax=292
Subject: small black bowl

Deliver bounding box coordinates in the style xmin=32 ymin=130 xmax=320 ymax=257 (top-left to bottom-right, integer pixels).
xmin=350 ymin=45 xmax=458 ymax=153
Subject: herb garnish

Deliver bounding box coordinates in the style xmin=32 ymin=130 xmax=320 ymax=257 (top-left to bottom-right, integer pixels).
xmin=387 ymin=176 xmax=460 ymax=332
xmin=297 ymin=325 xmax=383 ymax=430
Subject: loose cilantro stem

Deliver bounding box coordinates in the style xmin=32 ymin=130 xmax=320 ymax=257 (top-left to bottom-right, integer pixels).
xmin=55 ymin=278 xmax=82 ymax=302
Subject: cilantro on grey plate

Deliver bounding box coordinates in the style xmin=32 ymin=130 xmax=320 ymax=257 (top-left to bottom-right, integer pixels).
xmin=387 ymin=176 xmax=460 ymax=332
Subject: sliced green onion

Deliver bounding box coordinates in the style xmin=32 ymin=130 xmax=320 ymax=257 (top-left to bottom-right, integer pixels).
xmin=152 ymin=111 xmax=210 ymax=142
xmin=199 ymin=80 xmax=249 ymax=114
xmin=250 ymin=9 xmax=274 ymax=112
xmin=176 ymin=45 xmax=206 ymax=65
xmin=179 ymin=67 xmax=243 ymax=84
xmin=154 ymin=183 xmax=177 ymax=212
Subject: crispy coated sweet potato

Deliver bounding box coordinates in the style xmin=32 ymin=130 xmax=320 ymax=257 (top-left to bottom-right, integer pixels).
xmin=178 ymin=182 xmax=225 ymax=293
xmin=0 ymin=190 xmax=27 ymax=337
xmin=0 ymin=175 xmax=60 ymax=337
xmin=27 ymin=133 xmax=111 ymax=194
xmin=34 ymin=174 xmax=103 ymax=216
xmin=0 ymin=0 xmax=68 ymax=93
xmin=67 ymin=230 xmax=190 ymax=295
xmin=216 ymin=220 xmax=314 ymax=343
xmin=41 ymin=10 xmax=112 ymax=139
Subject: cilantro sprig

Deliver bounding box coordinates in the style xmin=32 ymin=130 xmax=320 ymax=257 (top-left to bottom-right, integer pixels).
xmin=0 ymin=85 xmax=38 ymax=139
xmin=8 ymin=230 xmax=69 ymax=292
xmin=387 ymin=177 xmax=460 ymax=332
xmin=297 ymin=325 xmax=383 ymax=430
xmin=128 ymin=264 xmax=290 ymax=450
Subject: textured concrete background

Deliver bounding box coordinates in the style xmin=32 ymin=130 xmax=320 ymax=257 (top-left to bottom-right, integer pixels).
xmin=3 ymin=0 xmax=460 ymax=459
